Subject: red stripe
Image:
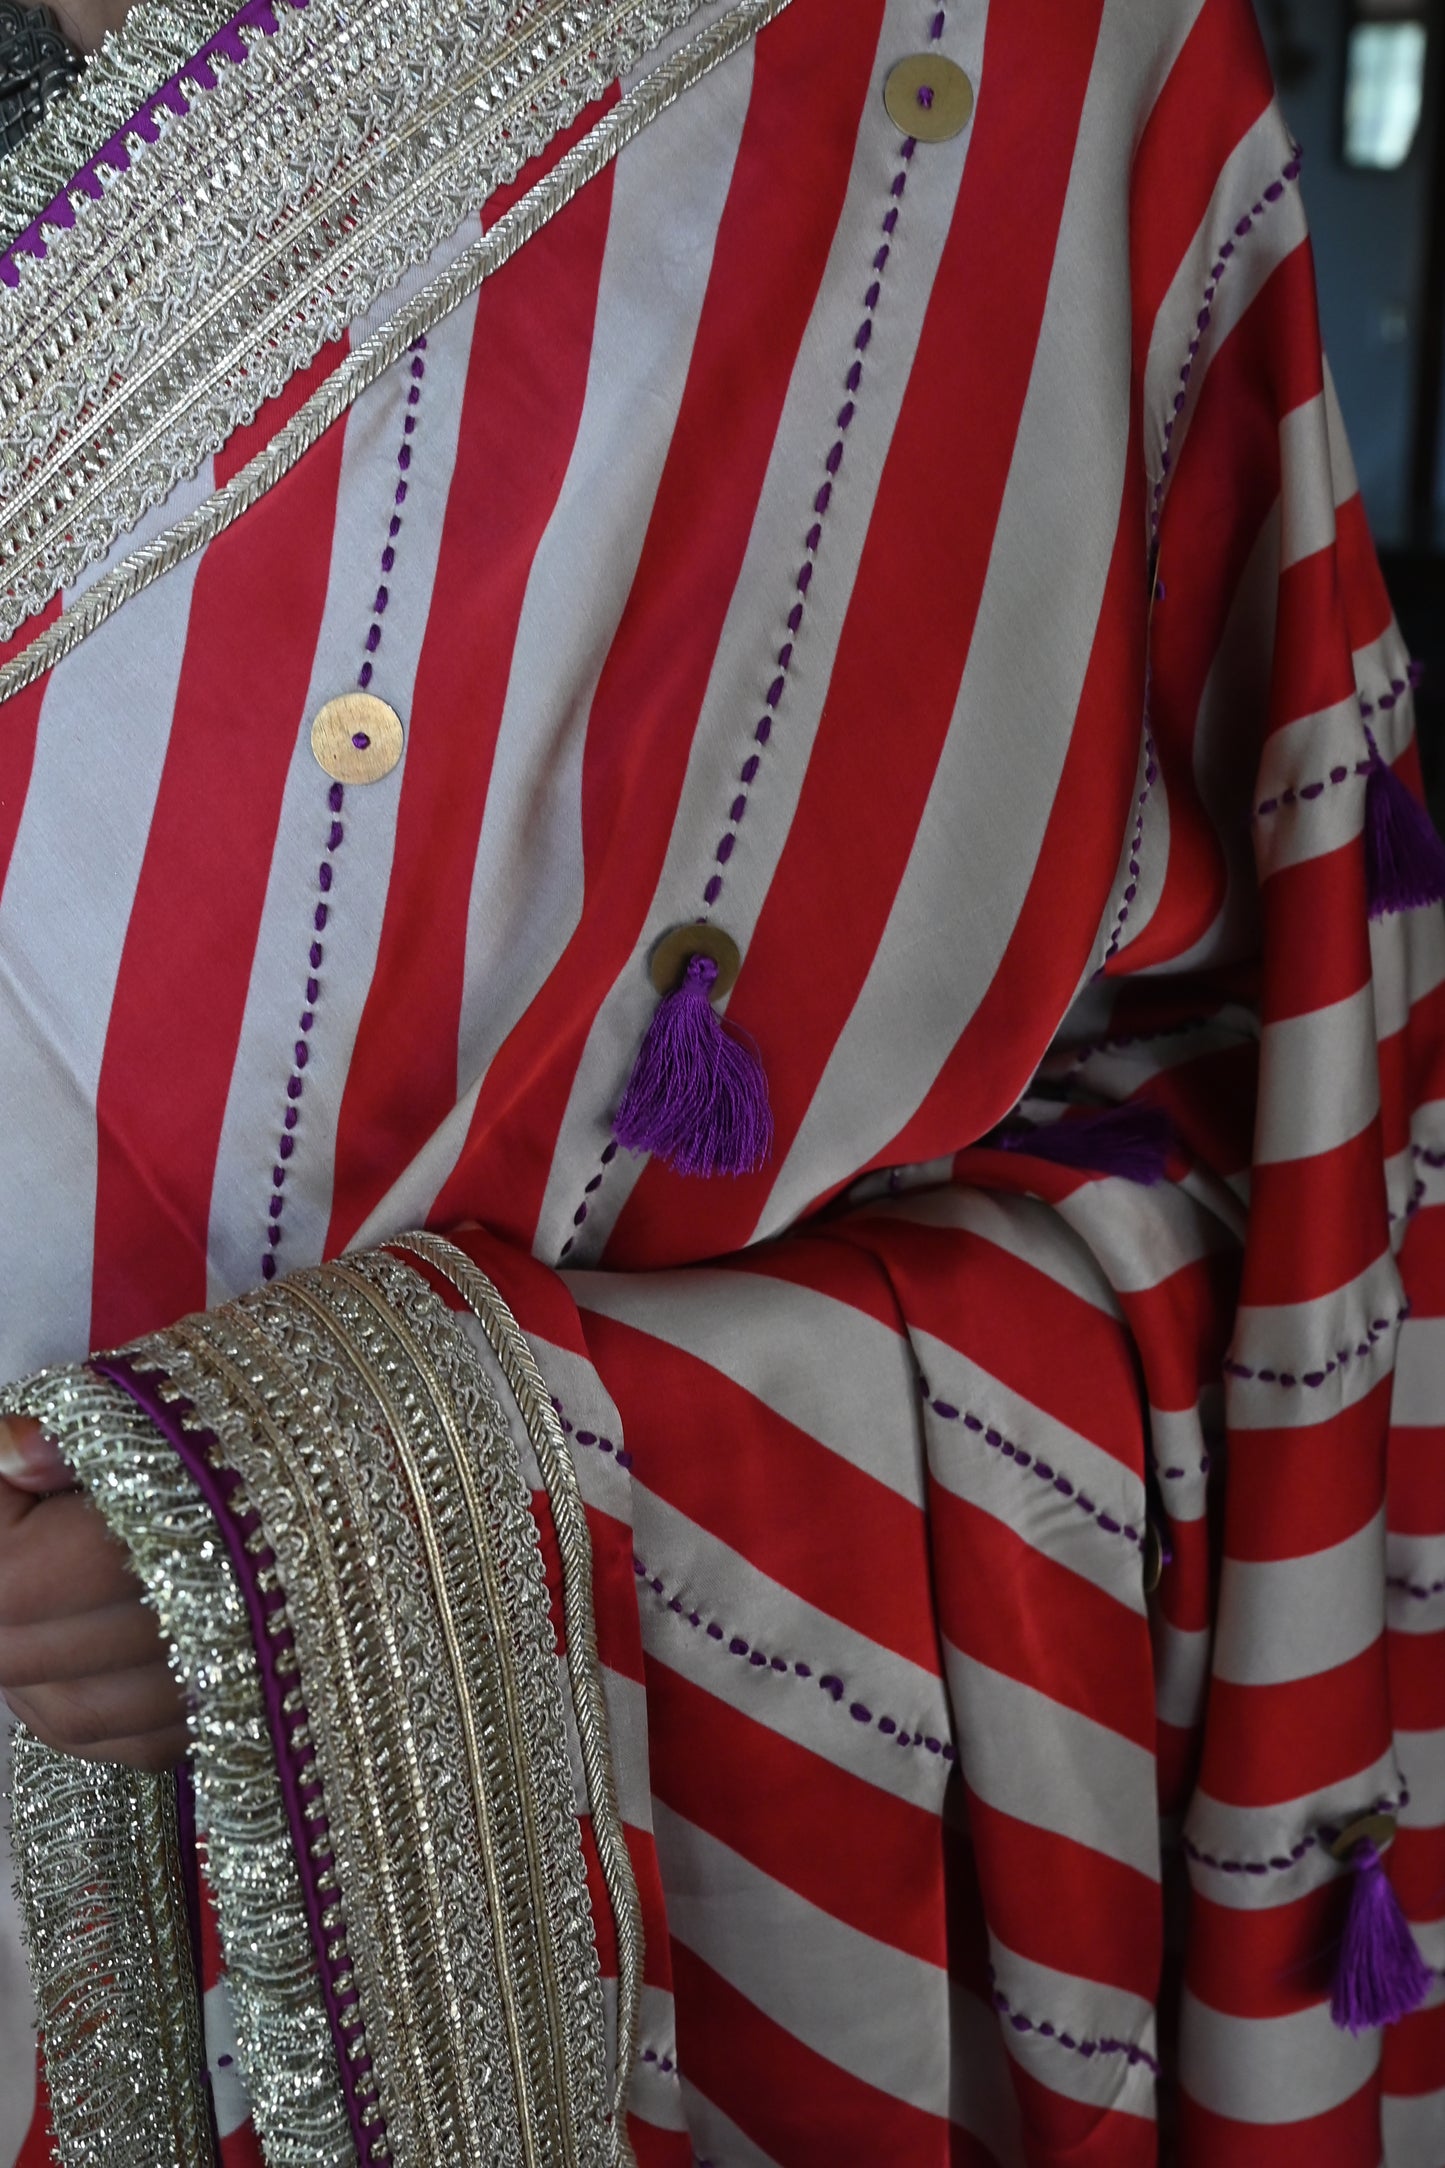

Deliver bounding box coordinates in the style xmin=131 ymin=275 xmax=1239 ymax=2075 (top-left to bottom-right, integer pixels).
xmin=1128 ymin=0 xmax=1276 ymax=387
xmin=432 ymin=1 xmax=888 ymax=1247
xmin=1237 ymin=1126 xmax=1389 ymax=1309
xmin=1185 ymin=1883 xmax=1340 ymax=2018
xmin=1178 ymin=2073 xmax=1380 ymax=2168
xmin=668 ymin=1941 xmax=995 ymax=2168
xmin=89 ymin=407 xmax=350 ymax=1347
xmin=610 ymin=0 xmax=1111 ymax=1264
xmin=643 ymin=1657 xmax=948 ymax=1967
xmin=1197 ymin=1642 xmax=1392 ymax=1808
xmin=965 ymin=1793 xmax=1159 ymax=2001
xmin=935 ymin=1491 xmax=1156 ymax=1750
xmin=328 ymin=104 xmax=617 ymax=1251
xmin=1004 ymin=2056 xmax=1157 ymax=2168
xmin=1213 ymin=1377 xmax=1391 ymax=1562
xmin=584 ymin=1310 xmax=939 ymax=1672
xmin=0 ymin=599 xmax=59 ymax=899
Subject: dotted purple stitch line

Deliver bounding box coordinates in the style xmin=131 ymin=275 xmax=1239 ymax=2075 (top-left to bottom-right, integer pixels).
xmin=1182 ymin=1790 xmax=1408 ymax=1878
xmin=259 ymin=338 xmax=427 ymax=1284
xmin=633 ymin=1553 xmax=958 ymax=1764
xmin=551 ymin=1396 xmax=635 ymax=1471
xmin=1104 ymin=148 xmax=1303 ymax=972
xmin=991 ymin=1984 xmax=1161 ymax=2078
xmin=1098 ymin=707 xmax=1159 ymax=969
xmin=638 ymin=2045 xmax=679 ymax=2079
xmin=1253 ymin=667 xmax=1424 ymax=820
xmin=559 ymin=6 xmax=948 ymax=1259
xmin=1388 ymin=1569 xmax=1445 ymax=1602
xmin=919 ymin=1375 xmax=1147 ymax=1555
xmin=1150 ymin=148 xmax=1303 ymax=544
xmin=1222 ymin=1303 xmax=1409 ymax=1389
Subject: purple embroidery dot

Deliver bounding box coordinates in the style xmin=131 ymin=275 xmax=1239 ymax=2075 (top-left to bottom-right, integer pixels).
xmin=916 ymin=83 xmax=934 ymax=108
xmin=729 ymin=1637 xmax=749 ymax=1657
xmin=357 ymin=662 xmax=373 ymax=689
xmin=352 ymin=731 xmax=371 ymax=750
xmin=365 ymin=624 xmax=381 ymax=653
xmin=318 ymin=863 xmax=333 ymax=893
xmin=284 ymin=1107 xmax=299 ymax=1131
xmin=703 ymin=875 xmax=723 ymax=906
xmin=849 ymin=1702 xmax=871 ymax=1723
xmin=878 ymin=1716 xmax=896 ymax=1735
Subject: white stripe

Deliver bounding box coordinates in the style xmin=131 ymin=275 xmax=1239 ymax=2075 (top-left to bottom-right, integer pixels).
xmin=571 ymin=1266 xmax=926 ymax=1503
xmin=1143 ymin=100 xmax=1304 ymax=505
xmin=766 ymin=0 xmax=1160 ymax=1235
xmin=1397 ymin=1728 xmax=1445 ymax=1832
xmin=1212 ymin=1513 xmax=1384 ymax=1685
xmin=943 ymin=1644 xmax=1159 ymax=1882
xmin=205 ymin=288 xmax=480 ymax=1302
xmin=1154 ymin=1617 xmax=1211 ymax=1732
xmin=1279 ymin=392 xmax=1338 ymax=570
xmin=676 ymin=2084 xmax=784 ymax=2168
xmin=1387 ymin=1536 xmax=1445 ymax=1634
xmin=1179 ymin=1988 xmax=1379 ymax=2123
xmin=1183 ymin=1744 xmax=1403 ymax=1911
xmin=857 ymin=1184 xmax=1125 ymax=1316
xmin=633 ymin=1491 xmax=952 ymax=1813
xmin=991 ymin=1937 xmax=1156 ymax=2121
xmin=1226 ymin=1252 xmax=1406 ymax=1430
xmin=0 ymin=543 xmax=204 ymax=1385
xmin=1253 ymin=985 xmax=1379 ymax=1165
xmin=626 ymin=1982 xmax=687 ymax=2133
xmin=350 ymin=31 xmax=756 ymax=1255
xmin=1387 ymin=1312 xmax=1445 ymax=1430
xmin=1371 ymin=896 xmax=1445 ymax=1044
xmin=543 ymin=0 xmax=979 ymax=1262
xmin=1382 ymin=2077 xmax=1445 ymax=2167
xmin=1053 ymin=1166 xmax=1238 ymax=1297
xmin=916 ymin=1325 xmax=1148 ymax=1610
xmin=203 ymin=1979 xmax=253 ymax=2139
xmin=653 ymin=1801 xmax=952 ymax=2116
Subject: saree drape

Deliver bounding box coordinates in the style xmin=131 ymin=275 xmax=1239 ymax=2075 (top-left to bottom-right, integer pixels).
xmin=2 ymin=0 xmax=1444 ymax=2159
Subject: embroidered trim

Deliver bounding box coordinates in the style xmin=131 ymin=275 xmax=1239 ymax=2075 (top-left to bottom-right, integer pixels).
xmin=11 ymin=1739 xmax=215 ymax=2168
xmin=633 ymin=1552 xmax=958 ymax=1763
xmin=0 ymin=0 xmax=797 ymax=646
xmin=150 ymin=1252 xmax=613 ymax=2166
xmin=0 ymin=0 xmax=237 ymax=249
xmin=1182 ymin=1790 xmax=1409 ymax=1878
xmin=5 ymin=1363 xmax=347 ymax=2168
xmin=392 ymin=1232 xmax=645 ymax=2155
xmin=1252 ymin=674 xmax=1419 ymax=819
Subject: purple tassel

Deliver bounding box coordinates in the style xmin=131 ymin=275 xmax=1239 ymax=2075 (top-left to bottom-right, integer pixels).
xmin=995 ymin=1102 xmax=1176 ymax=1185
xmin=1364 ymin=731 xmax=1445 ymax=920
xmin=1330 ymin=1838 xmax=1433 ymax=2035
xmin=614 ymin=953 xmax=773 ymax=1178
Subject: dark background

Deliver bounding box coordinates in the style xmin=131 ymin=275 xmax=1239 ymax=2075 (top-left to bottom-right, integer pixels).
xmin=1253 ymin=0 xmax=1445 ymax=806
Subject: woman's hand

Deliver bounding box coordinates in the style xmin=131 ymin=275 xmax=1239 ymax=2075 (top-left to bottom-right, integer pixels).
xmin=0 ymin=1419 xmax=187 ymax=1771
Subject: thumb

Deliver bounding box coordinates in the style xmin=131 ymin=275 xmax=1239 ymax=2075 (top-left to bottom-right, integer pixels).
xmin=0 ymin=1418 xmax=76 ymax=1496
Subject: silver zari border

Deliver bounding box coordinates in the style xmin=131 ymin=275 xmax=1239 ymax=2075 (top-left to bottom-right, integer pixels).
xmin=6 ymin=1363 xmax=350 ymax=2168
xmin=0 ymin=0 xmax=795 ymax=652
xmin=10 ymin=1733 xmax=214 ymax=2168
xmin=391 ymin=1234 xmax=645 ymax=2148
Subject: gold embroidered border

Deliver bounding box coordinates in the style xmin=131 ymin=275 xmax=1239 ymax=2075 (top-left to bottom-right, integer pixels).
xmin=392 ymin=1233 xmax=645 ymax=2141
xmin=6 ymin=1364 xmax=347 ymax=2168
xmin=0 ymin=0 xmax=794 ymax=649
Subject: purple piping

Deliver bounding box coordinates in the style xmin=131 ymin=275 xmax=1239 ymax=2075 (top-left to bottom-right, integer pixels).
xmin=93 ymin=1354 xmax=383 ymax=2167
xmin=1 ymin=0 xmax=309 ymax=287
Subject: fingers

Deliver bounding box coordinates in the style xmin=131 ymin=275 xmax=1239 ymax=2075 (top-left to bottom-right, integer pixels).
xmin=0 ymin=1491 xmax=147 ymax=1628
xmin=0 ymin=1596 xmax=167 ymax=1688
xmin=0 ymin=1417 xmax=76 ymax=1497
xmin=6 ymin=1661 xmax=188 ymax=1765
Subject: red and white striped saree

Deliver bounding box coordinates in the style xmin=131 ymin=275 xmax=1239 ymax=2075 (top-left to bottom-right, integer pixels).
xmin=1 ymin=0 xmax=1442 ymax=2159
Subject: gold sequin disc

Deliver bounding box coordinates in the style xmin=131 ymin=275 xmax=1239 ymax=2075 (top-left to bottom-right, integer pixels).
xmin=883 ymin=54 xmax=975 ymax=142
xmin=310 ymin=693 xmax=405 ymax=784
